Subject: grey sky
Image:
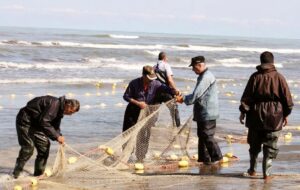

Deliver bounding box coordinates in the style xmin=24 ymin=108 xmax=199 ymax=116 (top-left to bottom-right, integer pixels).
xmin=0 ymin=0 xmax=299 ymax=39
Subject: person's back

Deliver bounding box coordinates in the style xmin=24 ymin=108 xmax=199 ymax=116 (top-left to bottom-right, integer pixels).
xmin=239 ymin=51 xmax=293 ymax=180
xmin=154 ymin=52 xmax=176 ymax=90
xmin=240 ymin=54 xmax=293 ymax=131
xmin=154 ymin=52 xmax=181 ymax=127
xmin=26 ymin=96 xmax=59 ymax=113
xmin=25 ymin=96 xmax=63 ymax=120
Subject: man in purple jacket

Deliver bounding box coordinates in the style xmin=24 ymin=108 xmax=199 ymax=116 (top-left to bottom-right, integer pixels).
xmin=123 ymin=65 xmax=173 ymax=162
xmin=123 ymin=65 xmax=173 ymax=132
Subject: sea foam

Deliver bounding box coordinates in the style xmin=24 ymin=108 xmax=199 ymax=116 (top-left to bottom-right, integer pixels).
xmin=1 ymin=39 xmax=300 ymax=54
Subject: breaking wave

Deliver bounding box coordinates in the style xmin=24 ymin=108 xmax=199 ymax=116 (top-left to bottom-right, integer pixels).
xmin=2 ymin=40 xmax=300 ymax=54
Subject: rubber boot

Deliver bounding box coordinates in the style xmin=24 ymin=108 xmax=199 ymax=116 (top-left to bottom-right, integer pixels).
xmin=247 ymin=154 xmax=258 ymax=176
xmin=33 ymin=157 xmax=47 ymax=176
xmin=263 ymin=157 xmax=272 ymax=179
xmin=12 ymin=160 xmax=26 ymax=178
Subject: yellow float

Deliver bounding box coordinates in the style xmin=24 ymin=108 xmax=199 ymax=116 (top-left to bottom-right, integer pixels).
xmin=44 ymin=169 xmax=52 ymax=177
xmin=30 ymin=178 xmax=38 ymax=186
xmin=225 ymin=152 xmax=233 ymax=158
xmin=105 ymin=147 xmax=114 ymax=156
xmin=284 ymin=132 xmax=292 ymax=141
xmin=220 ymin=156 xmax=229 ymax=163
xmin=68 ymin=157 xmax=78 ymax=164
xmin=134 ymin=163 xmax=144 ymax=170
xmin=14 ymin=185 xmax=22 ymax=190
xmin=178 ymin=160 xmax=189 ymax=168
xmin=135 ymin=169 xmax=144 ymax=174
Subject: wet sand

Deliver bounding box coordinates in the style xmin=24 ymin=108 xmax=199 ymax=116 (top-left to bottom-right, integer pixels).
xmin=1 ymin=127 xmax=300 ymax=190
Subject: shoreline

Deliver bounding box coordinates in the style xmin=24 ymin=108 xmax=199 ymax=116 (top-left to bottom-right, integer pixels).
xmin=1 ymin=127 xmax=300 ymax=190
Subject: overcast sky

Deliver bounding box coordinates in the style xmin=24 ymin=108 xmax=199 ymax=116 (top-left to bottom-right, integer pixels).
xmin=0 ymin=0 xmax=299 ymax=39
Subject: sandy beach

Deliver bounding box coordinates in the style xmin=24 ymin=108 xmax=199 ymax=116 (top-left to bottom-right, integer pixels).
xmin=1 ymin=125 xmax=300 ymax=190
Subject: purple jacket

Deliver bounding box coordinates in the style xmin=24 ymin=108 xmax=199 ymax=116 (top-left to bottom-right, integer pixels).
xmin=123 ymin=77 xmax=172 ymax=104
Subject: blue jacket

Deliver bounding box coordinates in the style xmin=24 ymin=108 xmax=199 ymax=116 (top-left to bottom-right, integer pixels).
xmin=184 ymin=69 xmax=219 ymax=121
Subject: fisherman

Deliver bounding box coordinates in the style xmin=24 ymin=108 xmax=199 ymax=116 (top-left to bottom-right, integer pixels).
xmin=13 ymin=95 xmax=80 ymax=178
xmin=154 ymin=51 xmax=181 ymax=126
xmin=123 ymin=65 xmax=174 ymax=161
xmin=176 ymin=56 xmax=223 ymax=165
xmin=123 ymin=65 xmax=174 ymax=132
xmin=239 ymin=51 xmax=293 ymax=180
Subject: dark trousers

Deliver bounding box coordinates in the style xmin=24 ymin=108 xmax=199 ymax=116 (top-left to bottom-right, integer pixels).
xmin=122 ymin=103 xmax=156 ymax=161
xmin=122 ymin=103 xmax=147 ymax=161
xmin=247 ymin=128 xmax=279 ymax=159
xmin=197 ymin=120 xmax=222 ymax=162
xmin=13 ymin=109 xmax=50 ymax=177
xmin=247 ymin=128 xmax=280 ymax=176
xmin=123 ymin=103 xmax=141 ymax=132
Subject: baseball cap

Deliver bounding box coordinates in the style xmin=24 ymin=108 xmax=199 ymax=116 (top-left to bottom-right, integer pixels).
xmin=189 ymin=56 xmax=205 ymax=67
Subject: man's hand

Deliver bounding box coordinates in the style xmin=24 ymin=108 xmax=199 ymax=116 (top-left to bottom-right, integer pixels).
xmin=57 ymin=136 xmax=65 ymax=144
xmin=171 ymin=89 xmax=181 ymax=96
xmin=137 ymin=101 xmax=147 ymax=109
xmin=176 ymin=95 xmax=184 ymax=103
xmin=283 ymin=117 xmax=288 ymax=127
xmin=239 ymin=113 xmax=245 ymax=124
xmin=175 ymin=90 xmax=182 ymax=96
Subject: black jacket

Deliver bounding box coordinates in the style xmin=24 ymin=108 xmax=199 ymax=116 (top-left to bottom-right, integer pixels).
xmin=239 ymin=64 xmax=293 ymax=131
xmin=22 ymin=95 xmax=65 ymax=140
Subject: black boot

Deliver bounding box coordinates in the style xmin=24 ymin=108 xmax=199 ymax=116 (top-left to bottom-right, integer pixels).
xmin=12 ymin=160 xmax=26 ymax=178
xmin=247 ymin=154 xmax=258 ymax=176
xmin=34 ymin=157 xmax=47 ymax=176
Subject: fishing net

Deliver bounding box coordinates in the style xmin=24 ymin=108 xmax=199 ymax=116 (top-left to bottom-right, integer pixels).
xmin=1 ymin=99 xmax=203 ymax=190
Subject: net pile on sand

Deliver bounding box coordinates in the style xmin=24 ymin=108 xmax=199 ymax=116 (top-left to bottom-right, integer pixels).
xmin=2 ymin=100 xmax=202 ymax=190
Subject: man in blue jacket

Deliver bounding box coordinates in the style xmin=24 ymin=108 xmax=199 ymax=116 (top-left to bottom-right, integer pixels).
xmin=13 ymin=95 xmax=80 ymax=178
xmin=176 ymin=56 xmax=222 ymax=165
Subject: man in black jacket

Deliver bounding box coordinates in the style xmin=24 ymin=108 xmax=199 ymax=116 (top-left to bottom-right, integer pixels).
xmin=13 ymin=95 xmax=80 ymax=178
xmin=239 ymin=51 xmax=293 ymax=180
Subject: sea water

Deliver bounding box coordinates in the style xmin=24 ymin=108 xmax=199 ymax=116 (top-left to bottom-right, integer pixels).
xmin=0 ymin=26 xmax=299 ymax=155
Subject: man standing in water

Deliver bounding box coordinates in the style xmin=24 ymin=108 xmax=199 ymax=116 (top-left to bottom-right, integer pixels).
xmin=154 ymin=52 xmax=181 ymax=127
xmin=176 ymin=56 xmax=223 ymax=165
xmin=239 ymin=51 xmax=293 ymax=180
xmin=13 ymin=95 xmax=80 ymax=178
xmin=154 ymin=52 xmax=177 ymax=91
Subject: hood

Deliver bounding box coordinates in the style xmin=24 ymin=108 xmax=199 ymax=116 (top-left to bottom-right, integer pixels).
xmin=256 ymin=63 xmax=276 ymax=74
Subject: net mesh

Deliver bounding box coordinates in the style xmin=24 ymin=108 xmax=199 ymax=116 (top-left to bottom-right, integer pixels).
xmin=1 ymin=100 xmax=203 ymax=189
